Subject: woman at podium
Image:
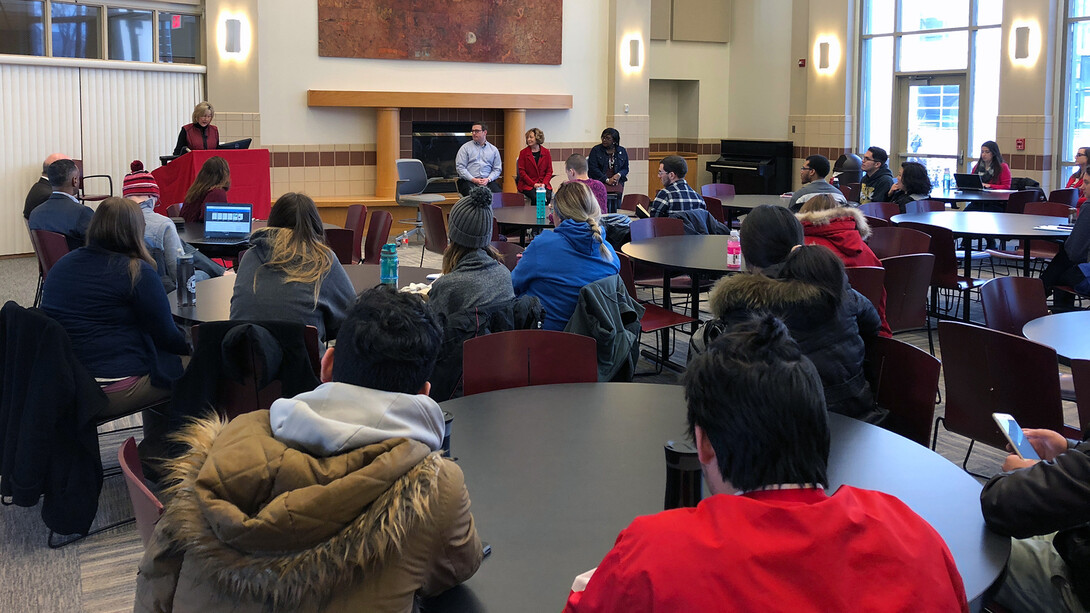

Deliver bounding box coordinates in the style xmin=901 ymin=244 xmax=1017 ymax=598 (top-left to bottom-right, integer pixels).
xmin=173 ymin=101 xmax=219 ymax=156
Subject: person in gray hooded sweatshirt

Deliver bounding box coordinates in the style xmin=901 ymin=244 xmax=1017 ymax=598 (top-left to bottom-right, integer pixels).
xmin=136 ymin=286 xmax=482 ymax=611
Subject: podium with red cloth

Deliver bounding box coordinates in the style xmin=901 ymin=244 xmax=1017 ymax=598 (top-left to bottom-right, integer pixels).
xmin=152 ymin=149 xmax=271 ymax=219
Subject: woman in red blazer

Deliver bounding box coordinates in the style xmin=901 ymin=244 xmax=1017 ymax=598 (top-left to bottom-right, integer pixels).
xmin=517 ymin=128 xmax=554 ymax=204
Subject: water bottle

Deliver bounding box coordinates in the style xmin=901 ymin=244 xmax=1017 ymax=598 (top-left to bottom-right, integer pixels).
xmin=726 ymin=230 xmax=742 ymax=270
xmin=398 ymin=231 xmax=410 ymax=247
xmin=536 ymin=186 xmax=546 ymax=221
xmin=943 ymin=169 xmax=952 ymax=192
xmin=176 ymin=254 xmax=196 ymax=306
xmin=380 ymin=243 xmax=399 ymax=287
xmin=664 ymin=440 xmax=702 ymax=510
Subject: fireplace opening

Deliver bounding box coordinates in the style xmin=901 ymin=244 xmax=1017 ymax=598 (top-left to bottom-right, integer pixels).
xmin=413 ymin=121 xmax=473 ymax=193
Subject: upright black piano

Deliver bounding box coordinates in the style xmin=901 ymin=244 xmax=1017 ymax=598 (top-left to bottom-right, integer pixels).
xmin=706 ymin=140 xmax=793 ymax=195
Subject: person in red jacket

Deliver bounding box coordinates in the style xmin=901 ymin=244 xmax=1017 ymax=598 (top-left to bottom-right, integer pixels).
xmin=516 ymin=127 xmax=554 ymax=204
xmin=797 ymin=194 xmax=890 ymax=336
xmin=173 ymin=101 xmax=220 ymax=156
xmin=564 ymin=315 xmax=968 ymax=613
xmin=972 ymin=140 xmax=1012 ymax=189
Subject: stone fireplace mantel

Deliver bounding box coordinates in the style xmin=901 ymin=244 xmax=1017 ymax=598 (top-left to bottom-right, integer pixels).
xmin=307 ymin=90 xmax=573 ymax=196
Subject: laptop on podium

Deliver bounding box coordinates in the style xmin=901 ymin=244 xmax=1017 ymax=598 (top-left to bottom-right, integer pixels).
xmin=202 ymin=203 xmax=253 ymax=244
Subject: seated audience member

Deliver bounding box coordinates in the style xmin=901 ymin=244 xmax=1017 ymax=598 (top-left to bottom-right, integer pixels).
xmin=980 ymin=427 xmax=1090 ymax=613
xmin=886 ymin=161 xmax=934 ymax=214
xmin=230 ymin=192 xmax=356 ymax=342
xmin=517 ymin=127 xmax=554 ymax=203
xmin=173 ymin=100 xmax=219 ymax=156
xmin=512 ymin=181 xmax=620 ymax=330
xmin=135 ymin=286 xmax=483 ymax=612
xmin=565 ymin=153 xmax=608 ymax=211
xmin=797 ymin=194 xmax=890 ymax=336
xmin=1067 ymin=146 xmax=1088 ymax=209
xmin=428 ymin=186 xmax=515 ymax=320
xmin=699 ymin=205 xmax=883 ymax=422
xmin=859 ymin=146 xmax=895 ymax=204
xmin=564 ymin=315 xmax=968 ymax=612
xmin=788 ymin=154 xmax=848 ymax=212
xmin=1041 ymin=184 xmax=1090 ymax=308
xmin=24 ymin=152 xmax=68 ymax=219
xmin=973 ymin=140 xmax=1012 ymax=189
xmin=41 ymin=197 xmax=189 ymax=419
xmin=180 ymin=155 xmax=230 ymax=222
xmin=28 ymin=158 xmax=94 ymax=251
xmin=649 ymin=155 xmax=706 ymax=218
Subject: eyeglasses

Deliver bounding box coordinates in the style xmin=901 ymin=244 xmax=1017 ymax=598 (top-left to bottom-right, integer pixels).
xmin=862 ymin=156 xmax=875 ymax=162
xmin=471 ymin=129 xmax=484 ymax=133
xmin=1078 ymin=152 xmax=1087 ymax=158
xmin=801 ymin=166 xmax=812 ymax=172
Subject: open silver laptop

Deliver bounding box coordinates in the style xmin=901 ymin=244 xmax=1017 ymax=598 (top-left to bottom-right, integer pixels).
xmin=202 ymin=203 xmax=252 ymax=244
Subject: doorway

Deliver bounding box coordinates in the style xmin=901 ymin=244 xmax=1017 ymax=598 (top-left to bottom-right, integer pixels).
xmin=895 ymin=74 xmax=968 ymax=188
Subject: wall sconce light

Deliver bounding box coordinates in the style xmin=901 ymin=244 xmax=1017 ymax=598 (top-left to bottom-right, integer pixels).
xmin=818 ymin=42 xmax=830 ymax=70
xmin=225 ymin=19 xmax=241 ymax=54
xmin=621 ymin=33 xmax=643 ymax=74
xmin=630 ymin=39 xmax=640 ymax=67
xmin=1009 ymin=20 xmax=1040 ymax=67
xmin=1014 ymin=26 xmax=1030 ymax=60
xmin=813 ymin=35 xmax=840 ymax=76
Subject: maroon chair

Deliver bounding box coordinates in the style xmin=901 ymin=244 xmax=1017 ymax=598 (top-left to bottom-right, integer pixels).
xmin=700 ymin=183 xmax=735 ymax=199
xmin=629 ymin=217 xmax=692 ymax=298
xmin=462 ymin=330 xmax=598 ymax=395
xmin=418 ymin=202 xmax=448 ymax=266
xmin=904 ymin=200 xmax=946 ymax=214
xmin=859 ymin=202 xmax=900 ymax=221
xmin=1071 ymin=359 xmax=1090 ymax=436
xmin=897 ymin=222 xmax=986 ymax=322
xmin=839 ymin=183 xmax=860 ymax=203
xmin=165 ymin=203 xmax=182 ymax=218
xmin=118 ymin=437 xmax=164 ymax=546
xmin=1004 ymin=190 xmax=1040 ymax=215
xmin=881 ymin=254 xmax=936 ymax=353
xmin=979 ymin=277 xmax=1048 ymax=337
xmin=1048 ymin=188 xmax=1079 ymax=207
xmin=863 ymin=215 xmax=890 ymax=229
xmin=617 ymin=253 xmax=695 ymax=373
xmin=490 ymin=240 xmax=524 ymax=272
xmin=362 ymin=210 xmax=393 ymax=265
xmin=703 ymin=196 xmax=726 ymax=223
xmin=866 ymin=226 xmax=931 ymax=260
xmin=492 ymin=192 xmax=528 ymax=207
xmin=72 ymin=159 xmax=113 ymax=202
xmin=845 ymin=266 xmax=885 ymax=314
xmin=865 ymin=336 xmax=941 ymax=447
xmin=344 ymin=203 xmax=368 ymax=264
xmin=323 ymin=228 xmax=354 ymax=265
xmin=936 ymin=321 xmax=1066 ymax=470
xmin=31 ymin=230 xmax=71 ymax=300
xmin=620 ymin=193 xmax=651 ymax=213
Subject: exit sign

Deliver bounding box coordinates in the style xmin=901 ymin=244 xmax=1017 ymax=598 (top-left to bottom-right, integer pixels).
xmin=171 ymin=15 xmax=182 ymax=29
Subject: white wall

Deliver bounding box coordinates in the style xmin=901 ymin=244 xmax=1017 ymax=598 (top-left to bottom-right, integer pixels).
xmin=649 ymin=40 xmax=731 ymax=136
xmin=727 ymin=0 xmax=793 ymax=139
xmin=256 ymin=0 xmax=610 ymax=145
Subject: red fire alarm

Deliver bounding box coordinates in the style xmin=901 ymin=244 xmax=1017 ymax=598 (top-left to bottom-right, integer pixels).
xmin=1016 ymin=138 xmax=1026 ymax=151
xmin=798 ymin=58 xmax=806 ymax=68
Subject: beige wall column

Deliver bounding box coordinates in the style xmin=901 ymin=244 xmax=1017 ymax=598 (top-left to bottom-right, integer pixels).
xmin=504 ymin=108 xmax=526 ymax=192
xmin=607 ymin=0 xmax=651 ymax=196
xmin=375 ymin=107 xmax=400 ymax=198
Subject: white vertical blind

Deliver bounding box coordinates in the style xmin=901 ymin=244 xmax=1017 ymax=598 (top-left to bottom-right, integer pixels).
xmin=0 ymin=64 xmax=202 ymax=256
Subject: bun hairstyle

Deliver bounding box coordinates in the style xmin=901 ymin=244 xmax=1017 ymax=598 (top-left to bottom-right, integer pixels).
xmin=552 ymin=181 xmax=612 ymax=261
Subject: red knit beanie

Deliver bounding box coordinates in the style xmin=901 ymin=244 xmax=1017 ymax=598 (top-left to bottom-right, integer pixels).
xmin=122 ymin=160 xmax=160 ymax=198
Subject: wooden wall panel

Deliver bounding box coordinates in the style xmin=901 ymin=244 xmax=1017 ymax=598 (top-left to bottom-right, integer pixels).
xmin=672 ymin=0 xmax=731 ymax=44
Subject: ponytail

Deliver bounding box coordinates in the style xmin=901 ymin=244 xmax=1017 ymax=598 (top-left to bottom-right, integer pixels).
xmin=553 ymin=181 xmax=613 ymax=262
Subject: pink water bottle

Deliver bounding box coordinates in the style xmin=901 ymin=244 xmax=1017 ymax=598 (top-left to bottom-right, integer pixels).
xmin=726 ymin=230 xmax=742 ymax=270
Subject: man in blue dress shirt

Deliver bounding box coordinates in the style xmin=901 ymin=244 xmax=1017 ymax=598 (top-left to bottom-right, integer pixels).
xmin=455 ymin=122 xmax=502 ymax=195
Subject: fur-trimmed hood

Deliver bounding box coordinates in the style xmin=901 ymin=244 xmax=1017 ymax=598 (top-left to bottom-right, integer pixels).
xmin=795 ymin=206 xmax=871 ymax=240
xmin=151 ymin=410 xmax=447 ymax=608
xmin=709 ymin=272 xmax=831 ymax=324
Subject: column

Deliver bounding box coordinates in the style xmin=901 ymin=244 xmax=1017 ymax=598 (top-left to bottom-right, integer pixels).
xmin=375 ymin=107 xmax=399 ymax=198
xmin=503 ymin=108 xmax=526 ymax=193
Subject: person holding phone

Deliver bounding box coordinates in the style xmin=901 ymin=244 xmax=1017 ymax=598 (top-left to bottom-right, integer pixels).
xmin=980 ymin=427 xmax=1090 ymax=612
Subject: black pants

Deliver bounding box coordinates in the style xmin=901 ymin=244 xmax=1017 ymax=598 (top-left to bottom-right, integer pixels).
xmin=457 ymin=178 xmax=502 ymax=196
xmin=1041 ymin=248 xmax=1086 ymax=291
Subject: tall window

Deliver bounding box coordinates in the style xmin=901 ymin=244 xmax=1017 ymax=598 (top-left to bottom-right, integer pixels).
xmin=860 ymin=0 xmax=1003 ymax=179
xmin=1064 ymin=2 xmax=1090 ymax=179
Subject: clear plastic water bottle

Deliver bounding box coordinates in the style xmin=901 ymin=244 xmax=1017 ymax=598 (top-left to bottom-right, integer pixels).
xmin=380 ymin=243 xmax=399 ymax=287
xmin=943 ymin=169 xmax=952 ymax=192
xmin=176 ymin=254 xmax=196 ymax=306
xmin=536 ymin=187 xmax=546 ymax=221
xmin=726 ymin=230 xmax=742 ymax=270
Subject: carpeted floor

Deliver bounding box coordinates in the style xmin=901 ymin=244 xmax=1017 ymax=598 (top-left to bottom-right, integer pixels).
xmin=0 ymin=246 xmax=1076 ymax=611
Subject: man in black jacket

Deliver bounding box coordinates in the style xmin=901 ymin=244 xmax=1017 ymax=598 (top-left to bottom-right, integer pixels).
xmin=23 ymin=153 xmax=69 ymax=219
xmin=980 ymin=428 xmax=1090 ymax=612
xmin=859 ymin=146 xmax=894 ymax=204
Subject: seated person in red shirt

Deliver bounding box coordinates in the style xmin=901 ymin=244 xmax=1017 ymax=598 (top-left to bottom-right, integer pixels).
xmin=564 ymin=315 xmax=969 ymax=612
xmin=180 ymin=155 xmax=230 ymax=222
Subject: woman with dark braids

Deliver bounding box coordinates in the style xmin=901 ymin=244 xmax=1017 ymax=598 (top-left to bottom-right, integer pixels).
xmin=512 ymin=181 xmax=620 ymax=330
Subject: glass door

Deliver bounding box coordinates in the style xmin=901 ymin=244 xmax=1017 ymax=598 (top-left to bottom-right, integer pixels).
xmin=896 ymin=74 xmax=968 ymax=189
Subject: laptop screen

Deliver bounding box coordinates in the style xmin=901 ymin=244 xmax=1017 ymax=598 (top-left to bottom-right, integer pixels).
xmin=204 ymin=204 xmax=252 ymax=237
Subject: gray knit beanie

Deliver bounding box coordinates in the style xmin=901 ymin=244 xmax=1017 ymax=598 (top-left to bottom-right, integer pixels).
xmin=447 ymin=186 xmax=494 ymax=248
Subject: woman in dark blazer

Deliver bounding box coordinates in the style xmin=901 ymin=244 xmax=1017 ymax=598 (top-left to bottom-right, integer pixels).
xmin=588 ymin=127 xmax=629 ymax=194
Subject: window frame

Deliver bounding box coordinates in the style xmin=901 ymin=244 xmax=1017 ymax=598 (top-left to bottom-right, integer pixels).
xmin=1060 ymin=3 xmax=1090 ymax=176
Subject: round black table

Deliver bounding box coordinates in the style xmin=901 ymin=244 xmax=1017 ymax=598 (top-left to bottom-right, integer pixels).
xmin=169 ymin=264 xmax=440 ymax=324
xmin=891 ymin=211 xmax=1071 ymax=277
xmin=928 ymin=188 xmax=1015 ymax=204
xmin=422 ymin=383 xmax=1009 ymax=612
xmin=621 ymin=234 xmax=734 ymax=309
xmin=492 ymin=207 xmax=554 ymax=245
xmin=1024 ymin=311 xmax=1090 ymax=360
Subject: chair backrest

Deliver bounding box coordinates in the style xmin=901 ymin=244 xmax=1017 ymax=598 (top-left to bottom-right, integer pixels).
xmin=323 ymin=227 xmax=354 ymax=265
xmin=881 ymin=254 xmax=935 ymax=333
xmin=493 ymin=192 xmax=527 ymax=207
xmin=1004 ymin=190 xmax=1039 ymax=214
xmin=490 ymin=240 xmax=524 ymax=272
xmin=1071 ymin=359 xmax=1090 ymax=435
xmin=845 ymin=266 xmax=885 ymax=312
xmin=863 ymin=215 xmax=890 ymax=229
xmin=703 ymin=196 xmax=726 ymax=223
xmin=904 ymin=199 xmax=946 ymax=214
xmin=859 ymin=201 xmax=901 ymax=221
xmin=165 ymin=203 xmax=181 ymax=217
xmin=1024 ymin=201 xmax=1075 ymax=219
xmin=462 ymin=330 xmax=598 ymax=395
xmin=32 ymin=229 xmax=71 ymax=276
xmin=896 ymin=222 xmax=959 ymax=284
xmin=362 ymin=210 xmax=393 ymax=265
xmin=838 ymin=183 xmax=860 ymax=203
xmin=345 ymin=203 xmax=367 ymax=263
xmin=980 ymin=276 xmax=1048 ymax=336
xmin=395 ymin=159 xmax=429 ymax=200
xmin=620 ymin=193 xmax=650 ymax=213
xmin=700 ymin=183 xmax=735 ymax=199
xmin=1048 ymin=187 xmax=1079 ymax=207
xmin=616 ymin=252 xmax=640 ymax=299
xmin=865 ymin=336 xmax=940 ymax=446
xmin=938 ymin=321 xmax=1065 ymax=450
xmin=866 ymin=226 xmax=931 ymax=259
xmin=630 ymin=217 xmax=684 ymax=241
xmin=118 ymin=436 xmax=164 ymax=546
xmin=419 ymin=202 xmax=448 ymax=256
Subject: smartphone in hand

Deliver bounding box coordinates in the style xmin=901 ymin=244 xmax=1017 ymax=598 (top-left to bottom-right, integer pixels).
xmin=992 ymin=413 xmax=1041 ymax=461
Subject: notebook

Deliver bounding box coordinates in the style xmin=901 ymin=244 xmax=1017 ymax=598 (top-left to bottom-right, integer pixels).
xmin=953 ymin=173 xmax=986 ymax=191
xmin=202 ymin=203 xmax=252 ymax=244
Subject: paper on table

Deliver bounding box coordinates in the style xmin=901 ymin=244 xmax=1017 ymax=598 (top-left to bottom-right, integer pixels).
xmin=1034 ymin=225 xmax=1075 ymax=231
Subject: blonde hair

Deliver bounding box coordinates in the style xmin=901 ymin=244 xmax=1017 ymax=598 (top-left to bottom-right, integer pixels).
xmin=86 ymin=197 xmax=155 ymax=290
xmin=191 ymin=101 xmax=214 ymax=124
xmin=552 ymin=181 xmax=612 ymax=261
xmin=525 ymin=128 xmax=545 ymax=145
xmin=441 ymin=242 xmax=504 ymax=274
xmin=798 ymin=193 xmax=841 ymax=214
xmin=253 ymin=193 xmax=335 ymax=305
